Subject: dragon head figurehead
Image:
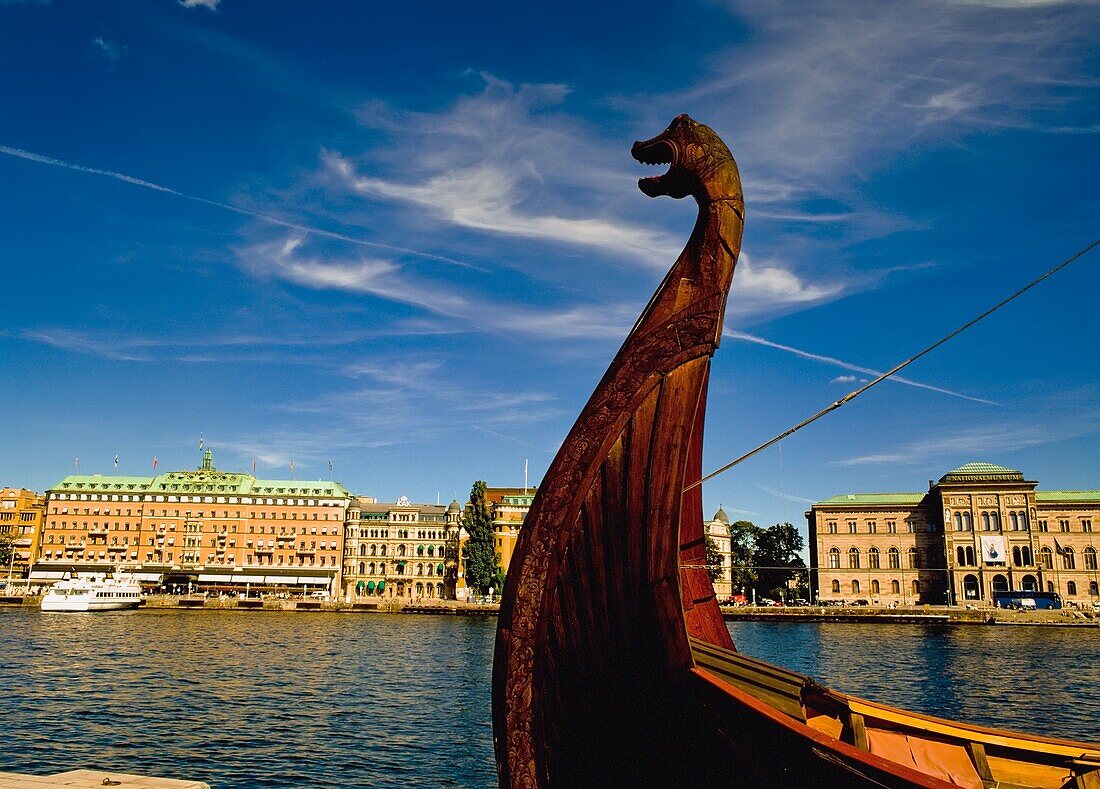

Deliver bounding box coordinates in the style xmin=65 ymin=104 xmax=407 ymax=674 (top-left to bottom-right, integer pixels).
xmin=631 ymin=114 xmax=741 ymax=204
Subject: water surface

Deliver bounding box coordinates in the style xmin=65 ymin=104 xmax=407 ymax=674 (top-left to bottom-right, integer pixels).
xmin=1 ymin=610 xmax=1096 ymax=788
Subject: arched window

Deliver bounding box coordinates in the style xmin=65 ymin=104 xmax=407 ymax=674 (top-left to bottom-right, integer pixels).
xmin=1040 ymin=547 xmax=1053 ymax=569
xmin=963 ymin=512 xmax=972 ymax=530
xmin=871 ymin=580 xmax=880 ymax=594
xmin=831 ymin=580 xmax=840 ymax=594
xmin=1021 ymin=546 xmax=1032 ymax=565
xmin=368 ymin=562 xmax=375 ymax=574
xmin=1010 ymin=512 xmax=1019 ymax=531
xmin=379 ymin=562 xmax=386 ymax=574
xmin=427 ymin=545 xmax=435 ymax=557
xmin=358 ymin=562 xmax=365 ymax=574
xmin=954 ymin=513 xmax=963 ymax=531
xmin=1047 ymin=581 xmax=1055 ymax=593
xmin=1066 ymin=580 xmax=1077 ymax=596
xmin=868 ymin=547 xmax=880 ymax=569
xmin=397 ymin=545 xmax=406 ymax=557
xmin=1012 ymin=546 xmax=1022 ymax=566
xmin=912 ymin=580 xmax=921 ymax=595
xmin=359 ymin=544 xmax=366 ymax=556
xmin=888 ymin=548 xmax=900 ymax=569
xmin=1021 ymin=574 xmax=1037 ymax=591
xmin=417 ymin=545 xmax=425 ymax=556
xmin=370 ymin=544 xmax=377 ymax=556
xmin=981 ymin=513 xmax=990 ymax=531
xmin=991 ymin=512 xmax=1000 ymax=531
xmin=848 ymin=547 xmax=860 ymax=569
xmin=965 ymin=546 xmax=975 ymax=566
xmin=417 ymin=563 xmax=424 ymax=576
xmin=963 ymin=574 xmax=980 ymax=600
xmin=1090 ymin=581 xmax=1098 ymax=597
xmin=380 ymin=545 xmax=387 ymax=556
xmin=437 ymin=583 xmax=444 ymax=598
xmin=828 ymin=548 xmax=840 ymax=569
xmin=992 ymin=574 xmax=1008 ymax=593
xmin=851 ymin=580 xmax=860 ymax=594
xmin=908 ymin=548 xmax=921 ymax=569
xmin=1084 ymin=547 xmax=1097 ymax=570
xmin=1062 ymin=547 xmax=1075 ymax=570
xmin=957 ymin=546 xmax=967 ymax=566
xmin=891 ymin=579 xmax=900 ymax=594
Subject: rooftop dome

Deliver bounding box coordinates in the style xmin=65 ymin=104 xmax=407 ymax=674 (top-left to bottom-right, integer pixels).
xmin=712 ymin=506 xmax=729 ymax=524
xmin=447 ymin=499 xmax=462 ymax=512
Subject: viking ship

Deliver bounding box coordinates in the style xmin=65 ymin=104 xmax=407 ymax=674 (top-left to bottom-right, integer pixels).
xmin=491 ymin=115 xmax=1100 ymax=788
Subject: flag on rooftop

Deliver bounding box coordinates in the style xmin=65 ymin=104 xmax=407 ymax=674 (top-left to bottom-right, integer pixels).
xmin=199 ymin=433 xmax=204 ymax=450
xmin=114 ymin=454 xmax=119 ymax=468
xmin=152 ymin=456 xmax=158 ymax=471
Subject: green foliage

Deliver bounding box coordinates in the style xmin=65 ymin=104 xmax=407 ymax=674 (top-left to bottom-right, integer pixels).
xmin=0 ymin=529 xmax=14 ymax=571
xmin=461 ymin=480 xmax=502 ymax=596
xmin=727 ymin=519 xmax=761 ymax=591
xmin=704 ymin=535 xmax=724 ymax=583
xmin=753 ymin=522 xmax=807 ymax=600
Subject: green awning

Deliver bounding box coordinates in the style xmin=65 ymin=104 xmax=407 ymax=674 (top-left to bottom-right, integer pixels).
xmin=356 ymin=581 xmax=365 ymax=592
xmin=437 ymin=563 xmax=444 ymax=573
xmin=377 ymin=581 xmax=385 ymax=591
xmin=366 ymin=580 xmax=375 ymax=590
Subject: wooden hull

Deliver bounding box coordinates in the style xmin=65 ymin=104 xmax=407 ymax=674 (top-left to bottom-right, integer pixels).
xmin=491 ymin=116 xmax=1099 ymax=788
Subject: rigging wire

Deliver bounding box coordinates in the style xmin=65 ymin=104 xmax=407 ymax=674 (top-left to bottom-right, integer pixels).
xmin=684 ymin=238 xmax=1099 ymax=493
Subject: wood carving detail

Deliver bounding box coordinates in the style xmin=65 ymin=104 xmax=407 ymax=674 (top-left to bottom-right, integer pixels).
xmin=492 ymin=115 xmax=744 ymax=788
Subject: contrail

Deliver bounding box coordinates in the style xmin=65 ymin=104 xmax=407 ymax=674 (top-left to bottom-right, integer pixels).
xmin=725 ymin=329 xmax=997 ymax=405
xmin=0 ymin=143 xmax=480 ymax=270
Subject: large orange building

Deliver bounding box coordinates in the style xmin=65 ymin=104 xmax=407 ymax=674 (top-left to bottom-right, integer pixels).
xmin=33 ymin=450 xmax=351 ymax=595
xmin=1 ymin=487 xmax=46 ymax=580
xmin=808 ymin=463 xmax=1100 ymax=607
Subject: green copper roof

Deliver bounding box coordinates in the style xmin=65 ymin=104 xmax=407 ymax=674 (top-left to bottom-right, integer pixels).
xmin=49 ymin=471 xmax=349 ymax=498
xmin=815 ymin=493 xmax=925 ymax=506
xmin=1035 ymin=491 xmax=1100 ymax=503
xmin=939 ymin=462 xmax=1024 ymax=483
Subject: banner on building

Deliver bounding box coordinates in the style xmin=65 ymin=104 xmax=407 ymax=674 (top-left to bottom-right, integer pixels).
xmin=980 ymin=535 xmax=1006 ymax=564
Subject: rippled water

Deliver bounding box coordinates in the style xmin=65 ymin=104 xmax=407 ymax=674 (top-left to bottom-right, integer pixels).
xmin=1 ymin=611 xmax=1096 ymax=788
xmin=726 ymin=620 xmax=1100 ymax=742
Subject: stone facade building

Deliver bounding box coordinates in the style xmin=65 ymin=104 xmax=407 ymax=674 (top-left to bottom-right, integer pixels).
xmin=808 ymin=463 xmax=1100 ymax=606
xmin=34 ymin=451 xmax=351 ymax=594
xmin=342 ymin=496 xmax=461 ymax=601
xmin=705 ymin=507 xmax=733 ymax=599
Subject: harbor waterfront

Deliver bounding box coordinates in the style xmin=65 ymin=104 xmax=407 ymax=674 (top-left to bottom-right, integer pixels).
xmin=1 ymin=609 xmax=1096 ymax=789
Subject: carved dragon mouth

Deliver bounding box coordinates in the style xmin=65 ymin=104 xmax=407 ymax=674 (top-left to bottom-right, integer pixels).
xmin=631 ymin=138 xmax=677 ymax=198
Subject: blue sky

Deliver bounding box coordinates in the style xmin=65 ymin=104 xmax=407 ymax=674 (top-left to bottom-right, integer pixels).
xmin=1 ymin=0 xmax=1097 ymax=537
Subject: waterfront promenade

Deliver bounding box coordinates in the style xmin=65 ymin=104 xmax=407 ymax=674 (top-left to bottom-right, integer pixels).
xmin=3 ymin=593 xmax=1096 ymax=626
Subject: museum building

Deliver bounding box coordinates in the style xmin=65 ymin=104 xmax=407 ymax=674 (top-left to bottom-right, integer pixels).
xmin=807 ymin=463 xmax=1099 ymax=606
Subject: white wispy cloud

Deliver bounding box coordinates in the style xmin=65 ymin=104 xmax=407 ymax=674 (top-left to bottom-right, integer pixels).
xmin=90 ymin=37 xmax=126 ymax=62
xmin=179 ymin=0 xmax=220 ymax=9
xmin=832 ymin=412 xmax=1100 ymax=467
xmin=830 ymin=375 xmax=858 ymax=384
xmin=724 ymin=329 xmax=997 ymax=405
xmin=0 ymin=144 xmax=469 ymax=268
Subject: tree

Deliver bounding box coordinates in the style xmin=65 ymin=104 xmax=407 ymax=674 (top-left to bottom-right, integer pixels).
xmin=0 ymin=529 xmax=14 ymax=573
xmin=461 ymin=480 xmax=503 ymax=596
xmin=753 ymin=522 xmax=807 ymax=600
xmin=727 ymin=519 xmax=760 ymax=592
xmin=704 ymin=535 xmax=724 ymax=583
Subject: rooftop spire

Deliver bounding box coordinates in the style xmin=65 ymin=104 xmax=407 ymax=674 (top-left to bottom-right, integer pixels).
xmin=200 ymin=449 xmax=214 ymax=472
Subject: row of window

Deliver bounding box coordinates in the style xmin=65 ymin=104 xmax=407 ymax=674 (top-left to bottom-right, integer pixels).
xmin=352 ymin=543 xmax=445 ymax=558
xmin=351 ymin=561 xmax=447 ymax=577
xmin=829 ymin=579 xmax=918 ymax=595
xmin=52 ymin=493 xmax=344 ymax=506
xmin=827 ymin=547 xmax=920 ymax=569
xmin=47 ymin=521 xmax=336 ymax=535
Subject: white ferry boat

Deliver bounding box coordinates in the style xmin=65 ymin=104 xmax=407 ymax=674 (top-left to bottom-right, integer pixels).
xmin=40 ymin=571 xmax=144 ymax=612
